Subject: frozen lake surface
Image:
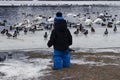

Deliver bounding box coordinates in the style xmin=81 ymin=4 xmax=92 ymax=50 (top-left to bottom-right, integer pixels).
xmin=0 ymin=5 xmax=120 ymax=52
xmin=1 ymin=27 xmax=120 ymax=53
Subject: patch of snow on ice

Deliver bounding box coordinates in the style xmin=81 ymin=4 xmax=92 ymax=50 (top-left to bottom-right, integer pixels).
xmin=100 ymin=55 xmax=120 ymax=59
xmin=1 ymin=27 xmax=120 ymax=53
xmin=83 ymin=55 xmax=120 ymax=59
xmin=71 ymin=59 xmax=119 ymax=66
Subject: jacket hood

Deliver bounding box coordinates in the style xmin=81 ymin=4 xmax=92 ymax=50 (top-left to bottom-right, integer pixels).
xmin=54 ymin=16 xmax=64 ymax=21
xmin=54 ymin=19 xmax=67 ymax=32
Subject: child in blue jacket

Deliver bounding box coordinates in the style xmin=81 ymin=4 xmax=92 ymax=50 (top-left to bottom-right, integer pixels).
xmin=47 ymin=12 xmax=72 ymax=70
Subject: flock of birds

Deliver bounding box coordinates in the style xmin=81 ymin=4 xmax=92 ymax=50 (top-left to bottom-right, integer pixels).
xmin=0 ymin=12 xmax=54 ymax=39
xmin=0 ymin=10 xmax=120 ymax=39
xmin=0 ymin=23 xmax=49 ymax=39
xmin=1 ymin=29 xmax=18 ymax=38
xmin=68 ymin=11 xmax=119 ymax=36
xmin=73 ymin=22 xmax=117 ymax=36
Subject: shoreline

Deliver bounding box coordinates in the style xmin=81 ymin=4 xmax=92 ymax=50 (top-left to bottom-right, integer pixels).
xmin=1 ymin=47 xmax=120 ymax=53
xmin=0 ymin=48 xmax=120 ymax=80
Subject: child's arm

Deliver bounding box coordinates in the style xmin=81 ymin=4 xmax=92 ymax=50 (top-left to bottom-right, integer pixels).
xmin=47 ymin=30 xmax=56 ymax=47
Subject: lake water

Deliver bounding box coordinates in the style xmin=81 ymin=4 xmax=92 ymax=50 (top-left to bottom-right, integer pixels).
xmin=0 ymin=5 xmax=120 ymax=26
xmin=0 ymin=5 xmax=120 ymax=52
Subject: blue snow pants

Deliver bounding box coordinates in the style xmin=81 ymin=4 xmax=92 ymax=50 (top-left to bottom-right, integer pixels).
xmin=53 ymin=49 xmax=70 ymax=70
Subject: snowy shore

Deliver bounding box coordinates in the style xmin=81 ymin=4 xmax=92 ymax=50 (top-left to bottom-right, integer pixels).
xmin=0 ymin=51 xmax=120 ymax=80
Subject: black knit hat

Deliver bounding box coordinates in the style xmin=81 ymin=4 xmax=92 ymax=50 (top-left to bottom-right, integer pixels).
xmin=56 ymin=12 xmax=62 ymax=17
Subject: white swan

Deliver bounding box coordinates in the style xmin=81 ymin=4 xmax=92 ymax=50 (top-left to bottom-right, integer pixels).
xmin=85 ymin=18 xmax=93 ymax=26
xmin=36 ymin=16 xmax=43 ymax=20
xmin=47 ymin=17 xmax=54 ymax=23
xmin=94 ymin=18 xmax=103 ymax=24
xmin=99 ymin=13 xmax=104 ymax=17
xmin=66 ymin=13 xmax=77 ymax=17
xmin=14 ymin=22 xmax=23 ymax=28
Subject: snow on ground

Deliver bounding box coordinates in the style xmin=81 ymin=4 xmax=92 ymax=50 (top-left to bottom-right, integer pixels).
xmin=71 ymin=54 xmax=120 ymax=66
xmin=71 ymin=59 xmax=119 ymax=66
xmin=0 ymin=58 xmax=51 ymax=80
xmin=83 ymin=55 xmax=120 ymax=59
xmin=0 ymin=1 xmax=120 ymax=6
xmin=0 ymin=53 xmax=119 ymax=80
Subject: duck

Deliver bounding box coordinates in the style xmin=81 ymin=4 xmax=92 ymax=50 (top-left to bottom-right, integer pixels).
xmin=24 ymin=28 xmax=28 ymax=35
xmin=114 ymin=14 xmax=118 ymax=17
xmin=113 ymin=25 xmax=117 ymax=32
xmin=91 ymin=27 xmax=95 ymax=32
xmin=111 ymin=19 xmax=115 ymax=22
xmin=10 ymin=26 xmax=13 ymax=31
xmin=102 ymin=18 xmax=106 ymax=22
xmin=74 ymin=29 xmax=79 ymax=34
xmin=0 ymin=22 xmax=5 ymax=26
xmin=1 ymin=29 xmax=6 ymax=35
xmin=105 ymin=15 xmax=112 ymax=18
xmin=44 ymin=32 xmax=48 ymax=39
xmin=16 ymin=27 xmax=20 ymax=35
xmin=13 ymin=31 xmax=17 ymax=38
xmin=84 ymin=14 xmax=86 ymax=17
xmin=107 ymin=22 xmax=113 ymax=28
xmin=79 ymin=24 xmax=84 ymax=31
xmin=0 ymin=20 xmax=7 ymax=26
xmin=6 ymin=30 xmax=12 ymax=38
xmin=29 ymin=26 xmax=36 ymax=33
xmin=83 ymin=30 xmax=88 ymax=35
xmin=104 ymin=28 xmax=108 ymax=35
xmin=92 ymin=12 xmax=95 ymax=14
xmin=101 ymin=23 xmax=106 ymax=26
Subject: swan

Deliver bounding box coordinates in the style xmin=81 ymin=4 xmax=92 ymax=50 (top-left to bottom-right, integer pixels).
xmin=99 ymin=13 xmax=104 ymax=17
xmin=94 ymin=18 xmax=103 ymax=24
xmin=85 ymin=18 xmax=93 ymax=26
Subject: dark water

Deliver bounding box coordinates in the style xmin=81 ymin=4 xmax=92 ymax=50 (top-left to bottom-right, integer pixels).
xmin=0 ymin=5 xmax=120 ymax=26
